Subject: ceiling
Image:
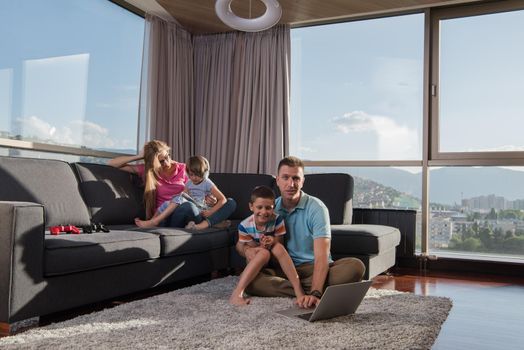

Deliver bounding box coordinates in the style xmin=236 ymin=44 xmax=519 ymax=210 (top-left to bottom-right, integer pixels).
xmin=127 ymin=0 xmax=483 ymax=34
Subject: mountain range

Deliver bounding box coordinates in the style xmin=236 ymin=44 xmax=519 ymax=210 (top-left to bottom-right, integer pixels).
xmin=310 ymin=166 xmax=524 ymax=205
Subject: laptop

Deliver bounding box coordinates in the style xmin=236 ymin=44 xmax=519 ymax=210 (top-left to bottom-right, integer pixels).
xmin=276 ymin=280 xmax=373 ymax=322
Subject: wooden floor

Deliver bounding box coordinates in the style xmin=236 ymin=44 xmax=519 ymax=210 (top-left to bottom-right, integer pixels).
xmin=372 ymin=268 xmax=524 ymax=350
xmin=4 ymin=269 xmax=524 ymax=349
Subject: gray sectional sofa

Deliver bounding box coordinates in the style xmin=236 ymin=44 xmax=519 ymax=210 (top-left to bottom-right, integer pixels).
xmin=0 ymin=155 xmax=414 ymax=334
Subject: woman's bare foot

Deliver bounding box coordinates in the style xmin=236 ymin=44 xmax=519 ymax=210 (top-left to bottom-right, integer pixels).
xmin=135 ymin=218 xmax=155 ymax=228
xmin=230 ymin=293 xmax=251 ymax=306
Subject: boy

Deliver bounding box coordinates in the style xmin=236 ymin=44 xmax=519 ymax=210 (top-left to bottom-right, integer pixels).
xmin=230 ymin=186 xmax=305 ymax=305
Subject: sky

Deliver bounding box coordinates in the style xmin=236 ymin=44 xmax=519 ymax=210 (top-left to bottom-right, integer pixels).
xmin=290 ymin=10 xmax=524 ymax=161
xmin=0 ymin=0 xmax=144 ymax=151
xmin=1 ymin=3 xmax=523 ymax=163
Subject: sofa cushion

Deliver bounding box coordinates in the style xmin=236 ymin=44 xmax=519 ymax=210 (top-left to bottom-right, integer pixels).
xmin=210 ymin=173 xmax=276 ymax=220
xmin=44 ymin=231 xmax=160 ymax=276
xmin=152 ymin=227 xmax=231 ymax=257
xmin=73 ymin=163 xmax=145 ymax=225
xmin=303 ymin=173 xmax=353 ymax=225
xmin=0 ymin=156 xmax=91 ymax=227
xmin=331 ymin=224 xmax=400 ymax=255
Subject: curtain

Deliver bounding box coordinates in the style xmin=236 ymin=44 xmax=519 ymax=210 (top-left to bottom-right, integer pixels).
xmin=193 ymin=26 xmax=290 ymax=175
xmin=144 ymin=14 xmax=194 ymax=162
xmin=144 ymin=14 xmax=290 ymax=174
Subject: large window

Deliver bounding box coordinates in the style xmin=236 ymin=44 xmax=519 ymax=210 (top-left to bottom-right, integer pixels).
xmin=291 ymin=1 xmax=524 ymax=263
xmin=436 ymin=8 xmax=524 ymax=155
xmin=291 ymin=14 xmax=424 ymax=161
xmin=429 ymin=167 xmax=524 ymax=260
xmin=0 ymin=0 xmax=145 ymax=157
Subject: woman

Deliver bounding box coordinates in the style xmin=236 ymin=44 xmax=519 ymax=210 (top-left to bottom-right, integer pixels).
xmin=108 ymin=140 xmax=201 ymax=227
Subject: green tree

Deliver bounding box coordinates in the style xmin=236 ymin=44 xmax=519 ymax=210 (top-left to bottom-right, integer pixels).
xmin=470 ymin=221 xmax=480 ymax=238
xmin=479 ymin=225 xmax=493 ymax=249
xmin=486 ymin=208 xmax=498 ymax=220
xmin=467 ymin=212 xmax=482 ymax=221
xmin=463 ymin=226 xmax=476 ymax=240
xmin=448 ymin=236 xmax=462 ymax=250
xmin=499 ymin=210 xmax=520 ymax=220
xmin=502 ymin=236 xmax=524 ymax=254
xmin=462 ymin=237 xmax=482 ymax=251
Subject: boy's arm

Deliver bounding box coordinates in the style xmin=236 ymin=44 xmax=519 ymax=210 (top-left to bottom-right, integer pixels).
xmin=204 ymin=185 xmax=227 ymax=215
xmin=274 ymin=235 xmax=285 ymax=245
xmin=235 ymin=240 xmax=258 ymax=258
xmin=269 ymin=216 xmax=286 ymax=246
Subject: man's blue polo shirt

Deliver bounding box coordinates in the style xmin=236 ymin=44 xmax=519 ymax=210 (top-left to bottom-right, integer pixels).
xmin=275 ymin=191 xmax=333 ymax=266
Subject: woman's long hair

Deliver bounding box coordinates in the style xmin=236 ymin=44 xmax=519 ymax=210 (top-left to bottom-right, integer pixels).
xmin=143 ymin=140 xmax=170 ymax=219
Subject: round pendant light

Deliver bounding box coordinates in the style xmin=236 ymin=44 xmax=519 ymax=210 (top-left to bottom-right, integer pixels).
xmin=215 ymin=0 xmax=282 ymax=32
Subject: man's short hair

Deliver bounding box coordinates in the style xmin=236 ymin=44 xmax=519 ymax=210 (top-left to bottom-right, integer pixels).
xmin=277 ymin=156 xmax=305 ymax=174
xmin=250 ymin=185 xmax=275 ymax=204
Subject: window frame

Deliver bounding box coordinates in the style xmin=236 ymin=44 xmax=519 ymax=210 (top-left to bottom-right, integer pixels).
xmin=291 ymin=0 xmax=524 ymax=261
xmin=0 ymin=0 xmax=147 ymax=159
xmin=429 ymin=0 xmax=524 ymax=165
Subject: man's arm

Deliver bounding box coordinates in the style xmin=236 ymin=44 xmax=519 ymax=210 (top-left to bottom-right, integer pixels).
xmin=311 ymin=237 xmax=330 ymax=292
xmin=297 ymin=200 xmax=332 ymax=308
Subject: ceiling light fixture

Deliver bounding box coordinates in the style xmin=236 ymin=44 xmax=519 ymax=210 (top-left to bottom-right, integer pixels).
xmin=215 ymin=0 xmax=282 ymax=32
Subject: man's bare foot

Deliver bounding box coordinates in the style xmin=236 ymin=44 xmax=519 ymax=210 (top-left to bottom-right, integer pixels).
xmin=230 ymin=293 xmax=251 ymax=306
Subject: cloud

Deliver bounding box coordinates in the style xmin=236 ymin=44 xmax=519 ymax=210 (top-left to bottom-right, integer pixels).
xmin=333 ymin=111 xmax=375 ymax=133
xmin=332 ymin=111 xmax=418 ymax=159
xmin=17 ymin=115 xmax=75 ymax=144
xmin=298 ymin=146 xmax=316 ymax=153
xmin=16 ymin=116 xmax=132 ymax=149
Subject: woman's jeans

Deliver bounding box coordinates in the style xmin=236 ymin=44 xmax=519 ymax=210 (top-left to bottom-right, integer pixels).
xmin=165 ymin=198 xmax=236 ymax=228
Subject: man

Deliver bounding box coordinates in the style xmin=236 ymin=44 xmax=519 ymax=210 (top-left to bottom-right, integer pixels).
xmin=245 ymin=156 xmax=365 ymax=308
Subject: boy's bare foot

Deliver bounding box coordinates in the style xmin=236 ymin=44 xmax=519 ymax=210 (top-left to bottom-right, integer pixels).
xmin=185 ymin=221 xmax=196 ymax=229
xmin=193 ymin=221 xmax=210 ymax=230
xmin=212 ymin=220 xmax=231 ymax=229
xmin=229 ymin=293 xmax=251 ymax=306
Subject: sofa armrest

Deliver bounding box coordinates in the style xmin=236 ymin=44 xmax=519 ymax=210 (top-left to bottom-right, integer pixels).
xmin=0 ymin=201 xmax=45 ymax=323
xmin=353 ymin=208 xmax=417 ymax=258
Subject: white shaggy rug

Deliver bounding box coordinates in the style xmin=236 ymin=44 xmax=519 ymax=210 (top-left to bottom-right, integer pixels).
xmin=0 ymin=276 xmax=452 ymax=349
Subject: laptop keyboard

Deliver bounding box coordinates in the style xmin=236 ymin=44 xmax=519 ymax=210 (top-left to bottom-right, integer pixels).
xmin=297 ymin=312 xmax=313 ymax=321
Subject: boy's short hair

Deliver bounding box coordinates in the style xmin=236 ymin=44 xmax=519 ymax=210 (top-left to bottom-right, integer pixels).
xmin=277 ymin=156 xmax=305 ymax=174
xmin=186 ymin=156 xmax=209 ymax=178
xmin=250 ymin=185 xmax=275 ymax=203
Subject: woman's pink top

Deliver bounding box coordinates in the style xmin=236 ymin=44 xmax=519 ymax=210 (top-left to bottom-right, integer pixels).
xmin=135 ymin=162 xmax=188 ymax=211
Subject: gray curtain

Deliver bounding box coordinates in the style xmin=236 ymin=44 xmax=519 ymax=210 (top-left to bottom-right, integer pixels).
xmin=193 ymin=26 xmax=290 ymax=175
xmin=145 ymin=14 xmax=194 ymax=162
xmin=144 ymin=14 xmax=290 ymax=174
